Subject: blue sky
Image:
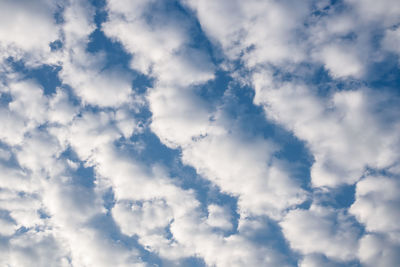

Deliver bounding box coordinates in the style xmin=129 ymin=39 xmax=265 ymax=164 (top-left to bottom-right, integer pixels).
xmin=0 ymin=0 xmax=400 ymax=266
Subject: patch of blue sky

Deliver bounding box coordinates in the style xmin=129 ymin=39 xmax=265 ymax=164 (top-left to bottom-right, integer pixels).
xmin=59 ymin=147 xmax=96 ymax=189
xmin=366 ymin=56 xmax=400 ymax=94
xmin=0 ymin=144 xmax=20 ymax=172
xmin=5 ymin=58 xmax=61 ymax=96
xmin=314 ymin=184 xmax=357 ymax=209
xmin=87 ymin=212 xmax=165 ymax=266
xmin=178 ymin=257 xmax=207 ymax=267
xmin=87 ymin=1 xmax=154 ymax=96
xmin=53 ymin=1 xmax=66 ymax=25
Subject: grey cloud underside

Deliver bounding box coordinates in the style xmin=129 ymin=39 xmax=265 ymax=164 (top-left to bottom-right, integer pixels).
xmin=0 ymin=0 xmax=399 ymax=266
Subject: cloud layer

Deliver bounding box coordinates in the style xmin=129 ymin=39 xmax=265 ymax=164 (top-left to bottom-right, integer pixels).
xmin=0 ymin=0 xmax=399 ymax=266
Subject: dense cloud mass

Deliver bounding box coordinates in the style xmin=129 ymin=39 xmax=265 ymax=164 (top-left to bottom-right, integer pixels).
xmin=0 ymin=0 xmax=399 ymax=266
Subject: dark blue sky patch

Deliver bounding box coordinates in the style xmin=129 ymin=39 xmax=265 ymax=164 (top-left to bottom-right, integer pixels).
xmin=73 ymin=164 xmax=96 ymax=188
xmin=314 ymin=184 xmax=356 ymax=209
xmin=101 ymin=187 xmax=116 ymax=213
xmin=0 ymin=92 xmax=12 ymax=107
xmin=86 ymin=2 xmax=155 ymax=95
xmin=132 ymin=73 xmax=154 ymax=94
xmin=122 ymin=129 xmax=180 ymax=167
xmin=89 ymin=0 xmax=107 ymax=27
xmin=87 ymin=29 xmax=132 ymax=70
xmin=366 ymin=56 xmax=400 ymax=94
xmin=177 ymin=257 xmax=207 ymax=267
xmin=0 ymin=142 xmax=20 ymax=169
xmin=243 ymin=216 xmax=299 ymax=266
xmin=38 ymin=208 xmax=51 ymax=219
xmin=6 ymin=58 xmax=61 ymax=96
xmin=87 ymin=212 xmax=164 ymax=266
xmin=53 ymin=2 xmax=66 ymax=24
xmin=59 ymin=147 xmax=96 ymax=189
xmin=195 ymin=69 xmax=232 ymax=107
xmin=50 ymin=40 xmax=63 ymax=52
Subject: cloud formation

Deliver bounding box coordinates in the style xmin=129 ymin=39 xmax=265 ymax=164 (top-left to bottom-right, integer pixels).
xmin=0 ymin=0 xmax=399 ymax=266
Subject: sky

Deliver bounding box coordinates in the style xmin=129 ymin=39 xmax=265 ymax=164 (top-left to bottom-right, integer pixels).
xmin=0 ymin=0 xmax=400 ymax=266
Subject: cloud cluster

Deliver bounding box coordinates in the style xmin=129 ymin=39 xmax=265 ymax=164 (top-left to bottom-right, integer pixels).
xmin=0 ymin=0 xmax=399 ymax=266
xmin=183 ymin=0 xmax=400 ymax=265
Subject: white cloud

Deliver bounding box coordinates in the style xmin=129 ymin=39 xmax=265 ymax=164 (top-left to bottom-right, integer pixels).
xmin=350 ymin=175 xmax=400 ymax=240
xmin=0 ymin=217 xmax=17 ymax=236
xmin=206 ymin=204 xmax=233 ymax=231
xmin=60 ymin=65 xmax=134 ymax=107
xmin=0 ymin=0 xmax=60 ymax=65
xmin=345 ymin=0 xmax=400 ymax=26
xmin=90 ymin=141 xmax=293 ymax=266
xmin=358 ymin=233 xmax=400 ymax=267
xmin=0 ymin=190 xmax=42 ymax=229
xmin=4 ymin=230 xmax=71 ymax=267
xmin=8 ymin=80 xmax=48 ymax=123
xmin=182 ymin=133 xmax=307 ymax=218
xmin=383 ymin=27 xmax=400 ymax=58
xmin=48 ymin=88 xmax=79 ymax=125
xmin=0 ymin=147 xmax=11 ymax=161
xmin=103 ymin=0 xmax=308 ymax=224
xmin=317 ymin=44 xmax=364 ymax=78
xmin=0 ymin=80 xmax=50 ymax=146
xmin=1 ymin=0 xmax=399 ymax=266
xmin=0 ymin=107 xmax=27 ymax=146
xmin=252 ymin=73 xmax=400 ymax=187
xmin=280 ymin=205 xmax=360 ymax=261
xmin=104 ymin=1 xmax=189 ymax=75
xmin=182 ymin=0 xmax=309 ymax=65
xmin=148 ymin=85 xmax=213 ymax=148
xmin=55 ymin=0 xmax=135 ymax=108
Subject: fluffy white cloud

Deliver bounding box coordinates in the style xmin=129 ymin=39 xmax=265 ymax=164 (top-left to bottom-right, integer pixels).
xmin=206 ymin=204 xmax=233 ymax=231
xmin=280 ymin=205 xmax=360 ymax=261
xmin=1 ymin=0 xmax=399 ymax=266
xmin=112 ymin=199 xmax=173 ymax=237
xmin=3 ymin=230 xmax=71 ymax=267
xmin=0 ymin=80 xmax=51 ymax=145
xmin=317 ymin=44 xmax=364 ymax=78
xmin=358 ymin=233 xmax=400 ymax=267
xmin=103 ymin=0 xmax=308 ymax=227
xmin=104 ymin=0 xmax=190 ymax=75
xmin=0 ymin=217 xmax=17 ymax=236
xmin=350 ymin=175 xmax=400 ymax=240
xmin=252 ymin=73 xmax=400 ymax=187
xmin=148 ymin=85 xmax=213 ymax=148
xmin=345 ymin=0 xmax=400 ymax=26
xmin=54 ymin=0 xmax=135 ymax=108
xmin=182 ymin=0 xmax=309 ymax=65
xmin=182 ymin=133 xmax=307 ymax=218
xmin=48 ymin=88 xmax=79 ymax=124
xmin=0 ymin=0 xmax=60 ymax=65
xmin=383 ymin=27 xmax=400 ymax=58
